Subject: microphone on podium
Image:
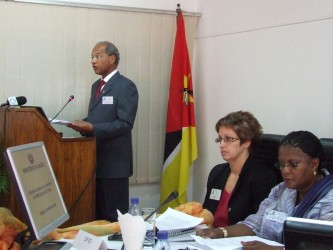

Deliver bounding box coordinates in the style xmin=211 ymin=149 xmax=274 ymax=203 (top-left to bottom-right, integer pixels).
xmin=144 ymin=191 xmax=178 ymax=221
xmin=49 ymin=95 xmax=74 ymax=123
xmin=0 ymin=96 xmax=27 ymax=107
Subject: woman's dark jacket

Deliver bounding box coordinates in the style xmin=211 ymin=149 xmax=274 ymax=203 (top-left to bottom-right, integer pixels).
xmin=203 ymin=156 xmax=280 ymax=225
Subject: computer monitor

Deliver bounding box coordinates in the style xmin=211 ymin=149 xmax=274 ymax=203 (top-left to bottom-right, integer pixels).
xmin=284 ymin=217 xmax=333 ymax=250
xmin=3 ymin=141 xmax=71 ymax=249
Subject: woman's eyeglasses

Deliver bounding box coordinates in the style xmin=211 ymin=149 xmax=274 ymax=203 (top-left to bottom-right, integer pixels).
xmin=215 ymin=136 xmax=239 ymax=144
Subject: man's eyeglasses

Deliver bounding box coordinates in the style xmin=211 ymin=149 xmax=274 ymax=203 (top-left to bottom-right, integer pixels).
xmin=274 ymin=162 xmax=301 ymax=170
xmin=215 ymin=136 xmax=239 ymax=144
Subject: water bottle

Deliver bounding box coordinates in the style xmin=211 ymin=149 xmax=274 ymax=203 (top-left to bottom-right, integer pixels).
xmin=128 ymin=197 xmax=141 ymax=216
xmin=154 ymin=230 xmax=171 ymax=250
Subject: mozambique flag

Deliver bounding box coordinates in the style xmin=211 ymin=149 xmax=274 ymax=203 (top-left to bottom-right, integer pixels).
xmin=160 ymin=10 xmax=198 ymax=211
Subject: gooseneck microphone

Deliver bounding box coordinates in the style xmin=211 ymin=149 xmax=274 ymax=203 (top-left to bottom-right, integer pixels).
xmin=49 ymin=95 xmax=74 ymax=123
xmin=0 ymin=96 xmax=27 ymax=107
xmin=144 ymin=191 xmax=179 ymax=221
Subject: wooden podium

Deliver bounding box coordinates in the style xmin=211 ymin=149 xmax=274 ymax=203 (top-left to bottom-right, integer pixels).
xmin=0 ymin=107 xmax=96 ymax=227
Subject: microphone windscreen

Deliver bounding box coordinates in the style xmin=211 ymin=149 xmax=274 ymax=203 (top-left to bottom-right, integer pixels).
xmin=16 ymin=96 xmax=27 ymax=105
xmin=7 ymin=96 xmax=27 ymax=106
xmin=161 ymin=191 xmax=179 ymax=206
xmin=170 ymin=191 xmax=178 ymax=200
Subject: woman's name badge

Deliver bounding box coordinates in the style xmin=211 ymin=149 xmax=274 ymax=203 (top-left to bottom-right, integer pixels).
xmin=210 ymin=189 xmax=222 ymax=200
xmin=266 ymin=210 xmax=288 ymax=223
xmin=102 ymin=96 xmax=113 ymax=104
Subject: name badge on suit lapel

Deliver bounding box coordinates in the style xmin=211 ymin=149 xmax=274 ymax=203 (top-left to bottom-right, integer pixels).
xmin=102 ymin=96 xmax=113 ymax=104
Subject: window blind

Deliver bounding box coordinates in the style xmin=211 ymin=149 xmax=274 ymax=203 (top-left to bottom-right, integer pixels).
xmin=0 ymin=1 xmax=199 ymax=184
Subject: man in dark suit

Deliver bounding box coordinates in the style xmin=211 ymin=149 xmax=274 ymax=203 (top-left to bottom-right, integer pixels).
xmin=68 ymin=41 xmax=139 ymax=222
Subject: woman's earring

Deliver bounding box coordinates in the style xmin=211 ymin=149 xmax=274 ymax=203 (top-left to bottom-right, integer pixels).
xmin=313 ymin=170 xmax=317 ymax=176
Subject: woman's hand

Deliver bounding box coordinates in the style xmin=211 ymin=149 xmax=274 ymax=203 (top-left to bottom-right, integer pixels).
xmin=195 ymin=228 xmax=224 ymax=239
xmin=241 ymin=240 xmax=284 ymax=250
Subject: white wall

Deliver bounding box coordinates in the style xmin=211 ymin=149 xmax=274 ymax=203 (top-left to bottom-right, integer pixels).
xmin=192 ymin=0 xmax=333 ymax=203
xmin=47 ymin=0 xmax=198 ymax=12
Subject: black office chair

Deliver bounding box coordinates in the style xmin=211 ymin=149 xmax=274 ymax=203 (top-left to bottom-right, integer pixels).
xmin=320 ymin=138 xmax=333 ymax=175
xmin=252 ymin=134 xmax=284 ymax=183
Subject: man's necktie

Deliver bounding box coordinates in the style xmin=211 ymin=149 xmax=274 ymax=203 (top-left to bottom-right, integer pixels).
xmin=95 ymin=80 xmax=106 ymax=100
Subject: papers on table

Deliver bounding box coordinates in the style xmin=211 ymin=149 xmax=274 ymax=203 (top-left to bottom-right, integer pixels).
xmin=168 ymin=232 xmax=195 ymax=242
xmin=154 ymin=208 xmax=284 ymax=250
xmin=49 ymin=119 xmax=71 ymax=125
xmin=191 ymin=235 xmax=284 ymax=250
xmin=156 ymin=207 xmax=204 ymax=231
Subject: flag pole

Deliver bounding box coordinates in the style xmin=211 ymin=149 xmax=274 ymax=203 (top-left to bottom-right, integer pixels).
xmin=176 ymin=4 xmax=181 ymax=24
xmin=176 ymin=3 xmax=181 ymax=15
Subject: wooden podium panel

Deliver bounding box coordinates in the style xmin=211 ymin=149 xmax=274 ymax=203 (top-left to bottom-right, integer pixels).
xmin=0 ymin=107 xmax=96 ymax=227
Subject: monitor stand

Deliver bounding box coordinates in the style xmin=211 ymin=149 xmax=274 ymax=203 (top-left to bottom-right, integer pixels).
xmin=31 ymin=241 xmax=72 ymax=250
xmin=16 ymin=229 xmax=72 ymax=250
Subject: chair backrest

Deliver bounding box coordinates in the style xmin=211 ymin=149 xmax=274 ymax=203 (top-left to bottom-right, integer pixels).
xmin=252 ymin=134 xmax=333 ymax=182
xmin=320 ymin=138 xmax=333 ymax=174
xmin=252 ymin=134 xmax=284 ymax=182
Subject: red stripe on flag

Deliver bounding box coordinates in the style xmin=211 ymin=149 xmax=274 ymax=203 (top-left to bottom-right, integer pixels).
xmin=166 ymin=10 xmax=196 ymax=134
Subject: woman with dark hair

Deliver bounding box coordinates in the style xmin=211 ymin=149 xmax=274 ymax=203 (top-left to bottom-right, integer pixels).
xmin=197 ymin=131 xmax=333 ymax=249
xmin=203 ymin=111 xmax=279 ymax=227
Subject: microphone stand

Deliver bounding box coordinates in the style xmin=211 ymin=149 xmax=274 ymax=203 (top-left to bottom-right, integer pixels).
xmin=144 ymin=192 xmax=178 ymax=221
xmin=49 ymin=98 xmax=72 ymax=123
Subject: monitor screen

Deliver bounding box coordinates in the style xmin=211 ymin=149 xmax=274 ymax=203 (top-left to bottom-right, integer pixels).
xmin=284 ymin=217 xmax=333 ymax=250
xmin=3 ymin=141 xmax=69 ymax=245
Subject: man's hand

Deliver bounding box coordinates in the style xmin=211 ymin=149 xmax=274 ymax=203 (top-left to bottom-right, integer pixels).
xmin=67 ymin=120 xmax=93 ymax=134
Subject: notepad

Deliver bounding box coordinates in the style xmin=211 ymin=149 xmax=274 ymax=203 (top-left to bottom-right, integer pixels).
xmin=167 ymin=226 xmax=195 ymax=238
xmin=49 ymin=119 xmax=71 ymax=125
xmin=168 ymin=231 xmax=195 ymax=242
xmin=155 ymin=208 xmax=203 ymax=239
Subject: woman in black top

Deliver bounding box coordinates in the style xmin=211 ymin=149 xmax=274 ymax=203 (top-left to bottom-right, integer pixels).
xmin=203 ymin=111 xmax=279 ymax=227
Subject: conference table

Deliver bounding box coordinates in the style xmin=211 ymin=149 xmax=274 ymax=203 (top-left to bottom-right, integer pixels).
xmin=31 ymin=234 xmax=284 ymax=250
xmin=104 ymin=235 xmax=196 ymax=250
xmin=28 ymin=232 xmax=287 ymax=250
xmin=36 ymin=235 xmax=199 ymax=250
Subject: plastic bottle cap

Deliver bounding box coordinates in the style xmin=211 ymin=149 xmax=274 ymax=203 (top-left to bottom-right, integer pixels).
xmin=130 ymin=197 xmax=139 ymax=204
xmin=157 ymin=230 xmax=168 ymax=240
